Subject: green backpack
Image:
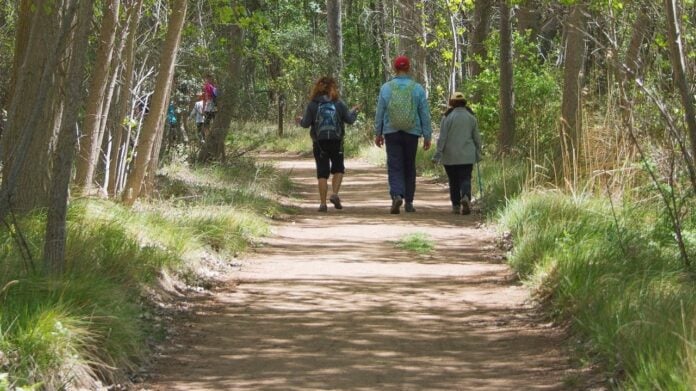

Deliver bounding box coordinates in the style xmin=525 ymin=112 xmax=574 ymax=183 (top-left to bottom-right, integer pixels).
xmin=387 ymin=80 xmax=417 ymax=130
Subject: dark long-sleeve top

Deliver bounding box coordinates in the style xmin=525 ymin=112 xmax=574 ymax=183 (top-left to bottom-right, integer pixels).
xmin=299 ymin=95 xmax=358 ymax=142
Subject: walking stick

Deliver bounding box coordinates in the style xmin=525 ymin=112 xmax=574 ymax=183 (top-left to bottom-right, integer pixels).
xmin=476 ymin=162 xmax=484 ymax=200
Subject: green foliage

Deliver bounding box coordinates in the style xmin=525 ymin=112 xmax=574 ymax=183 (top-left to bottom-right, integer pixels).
xmin=0 ymin=152 xmax=288 ymax=388
xmin=0 ymin=208 xmax=164 ymax=387
xmin=465 ymin=31 xmax=561 ymax=158
xmin=232 ymin=120 xmax=371 ymax=160
xmin=499 ymin=191 xmax=696 ymax=389
xmin=395 ymin=232 xmax=435 ymax=254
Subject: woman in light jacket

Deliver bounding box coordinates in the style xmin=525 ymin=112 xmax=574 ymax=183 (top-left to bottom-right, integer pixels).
xmin=433 ymin=92 xmax=482 ymax=215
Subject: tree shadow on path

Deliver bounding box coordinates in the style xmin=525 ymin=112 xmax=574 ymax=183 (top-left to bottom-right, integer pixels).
xmin=141 ymin=155 xmax=581 ymax=391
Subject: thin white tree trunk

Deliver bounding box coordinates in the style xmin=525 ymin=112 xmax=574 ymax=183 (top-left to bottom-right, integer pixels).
xmin=122 ymin=0 xmax=188 ymax=205
xmin=75 ymin=0 xmax=120 ymax=191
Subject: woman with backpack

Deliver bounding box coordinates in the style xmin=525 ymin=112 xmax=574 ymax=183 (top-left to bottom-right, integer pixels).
xmin=432 ymin=92 xmax=482 ymax=215
xmin=296 ymin=77 xmax=360 ymax=212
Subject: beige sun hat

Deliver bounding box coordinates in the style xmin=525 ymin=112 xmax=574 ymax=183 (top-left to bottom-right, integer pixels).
xmin=450 ymin=91 xmax=466 ymax=100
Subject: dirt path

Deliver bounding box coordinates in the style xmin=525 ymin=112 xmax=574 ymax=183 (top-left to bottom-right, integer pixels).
xmin=141 ymin=155 xmax=577 ymax=390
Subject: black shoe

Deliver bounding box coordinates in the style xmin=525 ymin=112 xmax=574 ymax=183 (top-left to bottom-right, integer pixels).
xmin=405 ymin=202 xmax=416 ymax=213
xmin=452 ymin=205 xmax=461 ymax=214
xmin=390 ymin=195 xmax=403 ymax=214
xmin=461 ymin=196 xmax=471 ymax=215
xmin=318 ymin=204 xmax=328 ymax=212
xmin=330 ymin=194 xmax=343 ymax=209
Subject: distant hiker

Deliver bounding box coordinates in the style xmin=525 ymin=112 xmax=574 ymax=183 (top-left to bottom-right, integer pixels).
xmin=166 ymin=102 xmax=178 ymax=138
xmin=374 ymin=55 xmax=432 ymax=214
xmin=190 ymin=94 xmax=206 ymax=144
xmin=432 ymin=92 xmax=481 ymax=215
xmin=202 ymin=74 xmax=217 ymax=125
xmin=297 ymin=76 xmax=360 ymax=212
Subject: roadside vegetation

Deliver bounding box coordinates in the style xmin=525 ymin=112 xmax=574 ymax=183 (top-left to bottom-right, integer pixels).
xmin=0 ymin=157 xmax=290 ymax=389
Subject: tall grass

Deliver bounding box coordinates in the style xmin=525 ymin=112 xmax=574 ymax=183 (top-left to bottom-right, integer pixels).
xmin=231 ymin=120 xmax=373 ymax=159
xmin=0 ymin=154 xmax=287 ymax=389
xmin=499 ymin=191 xmax=696 ymax=389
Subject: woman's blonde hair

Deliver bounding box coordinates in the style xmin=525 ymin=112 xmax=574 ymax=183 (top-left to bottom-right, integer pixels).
xmin=309 ymin=77 xmax=339 ymax=101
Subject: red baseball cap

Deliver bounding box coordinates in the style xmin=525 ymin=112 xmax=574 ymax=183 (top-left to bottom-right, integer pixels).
xmin=393 ymin=55 xmax=410 ymax=70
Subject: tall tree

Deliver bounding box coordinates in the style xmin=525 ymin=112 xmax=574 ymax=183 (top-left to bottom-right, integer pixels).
xmin=623 ymin=5 xmax=652 ymax=80
xmin=468 ymin=0 xmax=492 ymax=102
xmin=43 ymin=0 xmax=93 ymax=275
xmin=122 ymin=0 xmax=188 ymax=206
xmin=499 ymin=0 xmax=515 ymax=154
xmin=0 ymin=2 xmax=73 ymax=213
xmin=378 ymin=0 xmax=392 ymax=81
xmin=664 ymin=0 xmax=696 ymax=163
xmin=517 ymin=0 xmax=541 ymax=38
xmin=198 ymin=23 xmax=244 ymax=163
xmin=108 ymin=0 xmax=145 ymax=196
xmin=75 ymin=0 xmax=121 ymax=191
xmin=398 ymin=0 xmax=428 ymax=89
xmin=327 ymin=0 xmax=343 ymax=79
xmin=559 ymin=3 xmax=587 ymax=176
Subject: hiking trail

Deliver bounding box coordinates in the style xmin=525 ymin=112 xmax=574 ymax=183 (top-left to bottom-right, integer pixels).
xmin=140 ymin=155 xmax=580 ymax=390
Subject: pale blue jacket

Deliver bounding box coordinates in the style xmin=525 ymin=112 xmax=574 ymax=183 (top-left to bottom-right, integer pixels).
xmin=374 ymin=75 xmax=432 ymax=141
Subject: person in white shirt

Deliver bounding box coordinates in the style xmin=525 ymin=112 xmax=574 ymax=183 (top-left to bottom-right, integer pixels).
xmin=190 ymin=94 xmax=206 ymax=144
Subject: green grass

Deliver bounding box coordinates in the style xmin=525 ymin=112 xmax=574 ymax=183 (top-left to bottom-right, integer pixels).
xmin=0 ymin=153 xmax=288 ymax=389
xmin=498 ymin=191 xmax=696 ymax=389
xmin=231 ymin=120 xmax=373 ymax=159
xmin=395 ymin=232 xmax=435 ymax=254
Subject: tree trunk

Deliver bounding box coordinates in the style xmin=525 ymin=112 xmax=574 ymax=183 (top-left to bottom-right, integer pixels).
xmin=4 ymin=0 xmax=32 ymax=112
xmin=397 ymin=0 xmax=427 ymax=89
xmin=378 ymin=0 xmax=392 ymax=80
xmin=517 ymin=0 xmax=541 ymax=38
xmin=75 ymin=0 xmax=121 ymax=191
xmin=0 ymin=2 xmax=73 ymax=214
xmin=539 ymin=11 xmax=561 ymax=62
xmin=43 ymin=0 xmax=93 ymax=276
xmin=327 ymin=0 xmax=343 ymax=79
xmin=469 ymin=0 xmax=492 ymax=103
xmin=559 ymin=3 xmax=587 ymax=178
xmin=664 ymin=0 xmax=696 ymax=163
xmin=445 ymin=0 xmax=460 ymax=99
xmin=624 ymin=6 xmax=652 ymax=80
xmin=122 ymin=0 xmax=187 ymax=206
xmin=108 ymin=0 xmax=144 ymax=196
xmin=499 ymin=0 xmax=515 ymax=154
xmin=195 ymin=6 xmax=250 ymax=163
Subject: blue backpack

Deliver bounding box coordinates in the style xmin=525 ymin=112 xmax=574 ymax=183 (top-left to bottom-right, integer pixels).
xmin=314 ymin=101 xmax=341 ymax=140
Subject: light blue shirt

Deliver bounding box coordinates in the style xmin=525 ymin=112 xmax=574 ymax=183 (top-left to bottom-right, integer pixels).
xmin=374 ymin=75 xmax=432 ymax=141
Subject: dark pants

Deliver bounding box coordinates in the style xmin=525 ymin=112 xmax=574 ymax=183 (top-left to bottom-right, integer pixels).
xmin=385 ymin=131 xmax=419 ymax=203
xmin=444 ymin=164 xmax=474 ymax=206
xmin=313 ymin=140 xmax=344 ymax=179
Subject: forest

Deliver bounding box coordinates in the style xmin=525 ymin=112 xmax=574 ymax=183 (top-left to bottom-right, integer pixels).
xmin=0 ymin=0 xmax=695 ymax=389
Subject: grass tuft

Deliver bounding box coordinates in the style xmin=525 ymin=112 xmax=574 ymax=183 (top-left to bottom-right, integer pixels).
xmin=395 ymin=232 xmax=435 ymax=254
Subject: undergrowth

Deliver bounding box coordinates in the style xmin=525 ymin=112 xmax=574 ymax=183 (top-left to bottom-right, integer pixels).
xmin=498 ymin=191 xmax=696 ymax=390
xmin=0 ymin=155 xmax=286 ymax=389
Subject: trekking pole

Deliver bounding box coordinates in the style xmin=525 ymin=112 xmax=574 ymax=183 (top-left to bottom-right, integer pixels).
xmin=476 ymin=162 xmax=484 ymax=200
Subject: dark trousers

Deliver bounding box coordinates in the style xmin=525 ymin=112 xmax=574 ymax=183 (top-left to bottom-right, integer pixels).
xmin=385 ymin=131 xmax=419 ymax=203
xmin=313 ymin=140 xmax=344 ymax=179
xmin=444 ymin=164 xmax=474 ymax=206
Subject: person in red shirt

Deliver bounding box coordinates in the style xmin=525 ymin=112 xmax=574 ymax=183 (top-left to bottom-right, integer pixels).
xmin=202 ymin=74 xmax=217 ymax=133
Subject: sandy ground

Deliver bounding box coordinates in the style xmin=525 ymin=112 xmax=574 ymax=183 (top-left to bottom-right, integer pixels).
xmin=139 ymin=155 xmax=581 ymax=391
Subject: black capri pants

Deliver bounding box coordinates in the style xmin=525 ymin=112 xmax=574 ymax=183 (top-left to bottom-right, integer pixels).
xmin=313 ymin=140 xmax=345 ymax=179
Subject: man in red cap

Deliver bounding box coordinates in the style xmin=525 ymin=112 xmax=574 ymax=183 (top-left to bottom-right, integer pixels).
xmin=374 ymin=55 xmax=433 ymax=214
